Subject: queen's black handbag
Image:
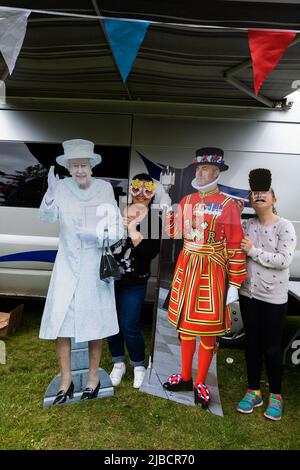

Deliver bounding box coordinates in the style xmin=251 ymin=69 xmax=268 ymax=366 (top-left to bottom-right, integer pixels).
xmin=100 ymin=228 xmax=121 ymax=282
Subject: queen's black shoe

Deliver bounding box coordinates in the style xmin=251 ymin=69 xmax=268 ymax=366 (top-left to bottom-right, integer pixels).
xmin=194 ymin=383 xmax=210 ymax=409
xmin=52 ymin=382 xmax=74 ymax=405
xmin=163 ymin=373 xmax=193 ymax=392
xmin=80 ymin=381 xmax=101 ymax=400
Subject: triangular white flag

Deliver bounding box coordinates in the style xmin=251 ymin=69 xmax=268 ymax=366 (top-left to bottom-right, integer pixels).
xmin=0 ymin=7 xmax=31 ymax=75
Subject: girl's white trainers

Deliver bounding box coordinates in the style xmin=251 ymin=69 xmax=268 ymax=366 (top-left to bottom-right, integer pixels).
xmin=133 ymin=366 xmax=146 ymax=389
xmin=109 ymin=362 xmax=126 ymax=386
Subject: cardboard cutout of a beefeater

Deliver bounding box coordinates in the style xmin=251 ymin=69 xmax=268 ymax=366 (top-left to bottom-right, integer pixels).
xmin=163 ymin=147 xmax=247 ymax=409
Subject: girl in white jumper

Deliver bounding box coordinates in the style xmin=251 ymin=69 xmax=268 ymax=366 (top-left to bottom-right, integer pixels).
xmin=237 ymin=168 xmax=296 ymax=421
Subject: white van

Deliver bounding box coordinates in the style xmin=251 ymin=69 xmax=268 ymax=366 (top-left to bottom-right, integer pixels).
xmin=0 ymin=104 xmax=299 ymax=345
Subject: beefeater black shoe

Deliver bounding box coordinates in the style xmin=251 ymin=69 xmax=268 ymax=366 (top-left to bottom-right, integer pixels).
xmin=163 ymin=373 xmax=193 ymax=392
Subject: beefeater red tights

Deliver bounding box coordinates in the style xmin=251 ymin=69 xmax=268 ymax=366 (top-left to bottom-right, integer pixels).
xmin=180 ymin=334 xmax=216 ymax=385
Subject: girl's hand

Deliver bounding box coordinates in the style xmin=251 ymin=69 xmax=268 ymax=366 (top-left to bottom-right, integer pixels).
xmin=237 ymin=199 xmax=244 ymax=213
xmin=125 ymin=212 xmax=144 ymax=246
xmin=123 ymin=215 xmax=137 ymax=227
xmin=127 ymin=213 xmax=140 ymax=233
xmin=241 ymin=236 xmax=253 ymax=253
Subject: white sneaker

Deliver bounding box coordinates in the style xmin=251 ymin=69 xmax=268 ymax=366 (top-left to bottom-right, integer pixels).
xmin=109 ymin=362 xmax=126 ymax=386
xmin=133 ymin=366 xmax=146 ymax=389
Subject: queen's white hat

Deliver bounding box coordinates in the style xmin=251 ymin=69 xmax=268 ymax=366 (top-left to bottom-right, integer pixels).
xmin=56 ymin=139 xmax=102 ymax=169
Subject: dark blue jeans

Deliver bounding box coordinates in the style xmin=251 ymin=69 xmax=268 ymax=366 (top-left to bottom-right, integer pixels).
xmin=108 ymin=283 xmax=147 ymax=367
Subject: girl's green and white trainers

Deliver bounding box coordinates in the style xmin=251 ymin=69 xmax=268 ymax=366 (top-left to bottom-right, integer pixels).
xmin=264 ymin=394 xmax=283 ymax=421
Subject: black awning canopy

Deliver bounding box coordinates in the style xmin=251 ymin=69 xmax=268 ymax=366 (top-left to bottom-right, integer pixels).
xmin=1 ymin=0 xmax=300 ymax=108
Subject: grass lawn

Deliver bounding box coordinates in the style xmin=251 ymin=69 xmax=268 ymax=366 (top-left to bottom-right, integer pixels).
xmin=0 ymin=300 xmax=299 ymax=450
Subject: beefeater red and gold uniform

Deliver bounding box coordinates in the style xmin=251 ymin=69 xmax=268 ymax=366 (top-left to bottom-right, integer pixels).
xmin=165 ymin=187 xmax=247 ymax=336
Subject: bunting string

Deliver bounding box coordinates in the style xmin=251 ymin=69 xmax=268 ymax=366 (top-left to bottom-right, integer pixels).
xmin=0 ymin=6 xmax=299 ymax=91
xmin=2 ymin=6 xmax=300 ymax=33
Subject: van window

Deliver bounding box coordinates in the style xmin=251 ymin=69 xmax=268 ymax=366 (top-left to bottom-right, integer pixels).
xmin=0 ymin=142 xmax=130 ymax=208
xmin=0 ymin=142 xmax=47 ymax=208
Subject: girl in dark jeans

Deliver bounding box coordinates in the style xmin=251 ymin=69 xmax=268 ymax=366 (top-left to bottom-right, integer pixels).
xmin=108 ymin=173 xmax=167 ymax=388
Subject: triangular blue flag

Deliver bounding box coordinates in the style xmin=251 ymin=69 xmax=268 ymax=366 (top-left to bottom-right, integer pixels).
xmin=103 ymin=18 xmax=149 ymax=82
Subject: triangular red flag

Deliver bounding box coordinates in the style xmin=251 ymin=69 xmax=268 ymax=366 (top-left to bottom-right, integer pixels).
xmin=248 ymin=30 xmax=296 ymax=96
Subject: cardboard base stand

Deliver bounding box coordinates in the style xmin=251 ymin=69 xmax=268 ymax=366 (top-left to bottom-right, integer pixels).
xmin=43 ymin=340 xmax=113 ymax=407
xmin=140 ymin=288 xmax=223 ymax=416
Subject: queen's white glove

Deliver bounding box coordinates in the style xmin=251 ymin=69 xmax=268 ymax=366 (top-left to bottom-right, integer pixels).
xmin=45 ymin=166 xmax=59 ymax=203
xmin=226 ymin=285 xmax=239 ymax=305
xmin=74 ymin=220 xmax=98 ymax=242
xmin=76 ymin=227 xmax=98 ymax=242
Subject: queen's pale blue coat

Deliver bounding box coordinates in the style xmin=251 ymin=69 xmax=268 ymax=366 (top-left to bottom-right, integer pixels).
xmin=39 ymin=177 xmax=123 ymax=342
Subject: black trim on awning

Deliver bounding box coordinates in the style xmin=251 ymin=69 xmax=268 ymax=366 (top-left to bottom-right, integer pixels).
xmin=97 ymin=0 xmax=300 ymax=31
